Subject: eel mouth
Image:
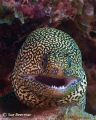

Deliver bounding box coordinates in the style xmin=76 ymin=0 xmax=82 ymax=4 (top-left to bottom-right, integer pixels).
xmin=35 ymin=75 xmax=78 ymax=89
xmin=22 ymin=74 xmax=78 ymax=90
xmin=20 ymin=74 xmax=79 ymax=98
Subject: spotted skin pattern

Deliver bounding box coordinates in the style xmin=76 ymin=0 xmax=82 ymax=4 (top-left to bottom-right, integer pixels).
xmin=12 ymin=27 xmax=87 ymax=109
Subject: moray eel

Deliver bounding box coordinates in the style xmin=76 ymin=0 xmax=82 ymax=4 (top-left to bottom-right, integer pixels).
xmin=1 ymin=27 xmax=87 ymax=109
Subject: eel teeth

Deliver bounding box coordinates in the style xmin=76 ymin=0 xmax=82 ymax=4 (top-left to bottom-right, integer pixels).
xmin=51 ymin=85 xmax=65 ymax=90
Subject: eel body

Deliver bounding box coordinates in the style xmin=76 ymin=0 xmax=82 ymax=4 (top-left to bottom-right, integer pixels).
xmin=11 ymin=27 xmax=87 ymax=109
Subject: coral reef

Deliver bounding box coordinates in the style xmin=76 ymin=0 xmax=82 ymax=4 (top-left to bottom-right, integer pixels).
xmin=0 ymin=0 xmax=83 ymax=25
xmin=74 ymin=2 xmax=96 ymax=47
xmin=1 ymin=0 xmax=96 ymax=44
xmin=0 ymin=99 xmax=96 ymax=120
xmin=57 ymin=106 xmax=96 ymax=120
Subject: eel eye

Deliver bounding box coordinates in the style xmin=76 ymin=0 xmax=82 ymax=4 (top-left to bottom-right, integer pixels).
xmin=41 ymin=55 xmax=47 ymax=70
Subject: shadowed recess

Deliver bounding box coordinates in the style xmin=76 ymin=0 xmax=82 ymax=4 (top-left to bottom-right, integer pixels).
xmin=89 ymin=31 xmax=96 ymax=40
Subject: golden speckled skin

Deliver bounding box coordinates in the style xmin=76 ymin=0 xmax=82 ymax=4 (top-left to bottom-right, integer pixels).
xmin=12 ymin=27 xmax=87 ymax=109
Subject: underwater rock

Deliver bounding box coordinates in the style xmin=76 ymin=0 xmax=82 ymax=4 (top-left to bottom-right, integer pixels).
xmin=82 ymin=3 xmax=94 ymax=23
xmin=74 ymin=2 xmax=96 ymax=47
xmin=0 ymin=104 xmax=96 ymax=120
xmin=87 ymin=24 xmax=96 ymax=48
xmin=57 ymin=106 xmax=96 ymax=120
xmin=84 ymin=63 xmax=96 ymax=115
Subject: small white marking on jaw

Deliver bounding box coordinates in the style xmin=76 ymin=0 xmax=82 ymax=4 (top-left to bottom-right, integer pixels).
xmin=21 ymin=74 xmax=37 ymax=80
xmin=27 ymin=75 xmax=37 ymax=80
